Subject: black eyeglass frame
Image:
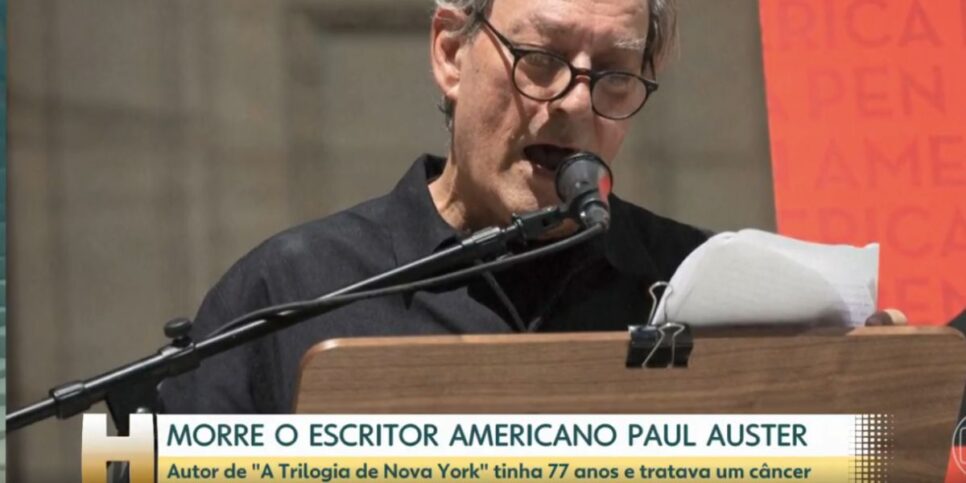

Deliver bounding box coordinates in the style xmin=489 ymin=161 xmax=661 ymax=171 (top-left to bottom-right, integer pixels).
xmin=476 ymin=13 xmax=659 ymax=120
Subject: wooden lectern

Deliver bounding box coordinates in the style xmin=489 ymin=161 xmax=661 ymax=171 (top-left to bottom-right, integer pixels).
xmin=295 ymin=326 xmax=966 ymax=480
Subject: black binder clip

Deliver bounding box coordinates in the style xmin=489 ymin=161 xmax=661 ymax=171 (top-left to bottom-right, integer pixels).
xmin=625 ymin=323 xmax=693 ymax=368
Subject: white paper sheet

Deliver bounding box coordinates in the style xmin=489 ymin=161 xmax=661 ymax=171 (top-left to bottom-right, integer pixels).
xmin=651 ymin=229 xmax=879 ymax=327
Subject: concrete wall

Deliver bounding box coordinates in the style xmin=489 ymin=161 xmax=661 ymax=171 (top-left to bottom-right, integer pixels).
xmin=6 ymin=0 xmax=773 ymax=478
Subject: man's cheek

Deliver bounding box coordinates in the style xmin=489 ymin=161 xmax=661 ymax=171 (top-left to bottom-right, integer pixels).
xmin=600 ymin=125 xmax=630 ymax=160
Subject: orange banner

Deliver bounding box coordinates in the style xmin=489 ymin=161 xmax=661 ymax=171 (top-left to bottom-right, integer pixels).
xmin=759 ymin=0 xmax=966 ymax=325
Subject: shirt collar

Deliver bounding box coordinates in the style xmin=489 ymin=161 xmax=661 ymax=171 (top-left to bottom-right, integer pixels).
xmin=385 ymin=154 xmax=462 ymax=264
xmin=386 ymin=154 xmax=661 ymax=280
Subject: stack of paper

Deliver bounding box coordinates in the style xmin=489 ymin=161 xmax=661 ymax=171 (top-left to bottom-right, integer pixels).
xmin=651 ymin=230 xmax=879 ymax=327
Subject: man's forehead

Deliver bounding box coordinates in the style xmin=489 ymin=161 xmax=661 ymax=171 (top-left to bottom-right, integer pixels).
xmin=501 ymin=0 xmax=650 ymax=51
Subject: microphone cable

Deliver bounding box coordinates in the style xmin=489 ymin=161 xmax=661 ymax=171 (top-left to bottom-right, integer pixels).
xmin=204 ymin=223 xmax=605 ymax=340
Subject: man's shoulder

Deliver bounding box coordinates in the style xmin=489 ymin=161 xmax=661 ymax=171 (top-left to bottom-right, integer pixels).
xmin=612 ymin=196 xmax=712 ymax=241
xmin=609 ymin=195 xmax=711 ymax=276
xmin=263 ymin=197 xmax=394 ymax=261
xmin=218 ymin=196 xmax=398 ymax=303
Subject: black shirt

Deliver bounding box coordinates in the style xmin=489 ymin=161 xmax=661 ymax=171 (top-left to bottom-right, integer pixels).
xmin=159 ymin=155 xmax=709 ymax=413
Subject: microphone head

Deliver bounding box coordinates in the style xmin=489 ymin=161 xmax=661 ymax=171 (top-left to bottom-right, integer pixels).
xmin=555 ymin=152 xmax=613 ymax=203
xmin=555 ymin=152 xmax=613 ymax=229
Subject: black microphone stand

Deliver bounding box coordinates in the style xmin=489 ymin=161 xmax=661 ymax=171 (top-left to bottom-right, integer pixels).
xmin=5 ymin=206 xmax=568 ymax=435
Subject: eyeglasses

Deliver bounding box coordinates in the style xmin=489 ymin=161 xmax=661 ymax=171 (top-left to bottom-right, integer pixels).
xmin=477 ymin=14 xmax=658 ymax=120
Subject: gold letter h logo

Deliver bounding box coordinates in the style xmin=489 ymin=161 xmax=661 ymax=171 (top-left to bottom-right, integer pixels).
xmin=82 ymin=414 xmax=155 ymax=483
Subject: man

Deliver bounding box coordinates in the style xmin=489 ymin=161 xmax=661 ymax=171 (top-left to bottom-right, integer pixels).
xmin=160 ymin=0 xmax=709 ymax=414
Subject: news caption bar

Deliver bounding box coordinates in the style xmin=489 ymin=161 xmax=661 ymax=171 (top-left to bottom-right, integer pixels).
xmin=86 ymin=414 xmax=893 ymax=482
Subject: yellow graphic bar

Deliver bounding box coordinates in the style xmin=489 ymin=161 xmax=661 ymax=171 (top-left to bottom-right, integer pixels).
xmin=158 ymin=457 xmax=864 ymax=482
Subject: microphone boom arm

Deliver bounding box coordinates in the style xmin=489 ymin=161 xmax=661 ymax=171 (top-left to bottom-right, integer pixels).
xmin=5 ymin=205 xmax=570 ymax=433
xmin=6 ymin=151 xmax=615 ymax=433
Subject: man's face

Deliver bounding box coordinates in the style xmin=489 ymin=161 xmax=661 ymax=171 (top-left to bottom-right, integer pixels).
xmin=443 ymin=0 xmax=650 ymax=228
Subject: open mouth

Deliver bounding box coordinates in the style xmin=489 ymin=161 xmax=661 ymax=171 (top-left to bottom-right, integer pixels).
xmin=523 ymin=144 xmax=577 ymax=174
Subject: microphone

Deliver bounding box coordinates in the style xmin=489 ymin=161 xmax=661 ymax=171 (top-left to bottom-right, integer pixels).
xmin=555 ymin=152 xmax=613 ymax=229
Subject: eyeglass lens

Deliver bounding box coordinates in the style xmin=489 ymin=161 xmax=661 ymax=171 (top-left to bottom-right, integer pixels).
xmin=512 ymin=51 xmax=649 ymax=119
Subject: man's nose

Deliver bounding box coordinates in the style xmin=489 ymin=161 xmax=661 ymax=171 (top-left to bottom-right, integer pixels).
xmin=550 ymin=75 xmax=594 ymax=119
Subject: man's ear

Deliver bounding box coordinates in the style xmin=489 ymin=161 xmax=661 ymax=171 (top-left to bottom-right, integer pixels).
xmin=430 ymin=8 xmax=469 ymax=106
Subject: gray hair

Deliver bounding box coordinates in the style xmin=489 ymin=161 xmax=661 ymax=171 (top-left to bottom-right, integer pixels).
xmin=434 ymin=0 xmax=678 ymax=130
